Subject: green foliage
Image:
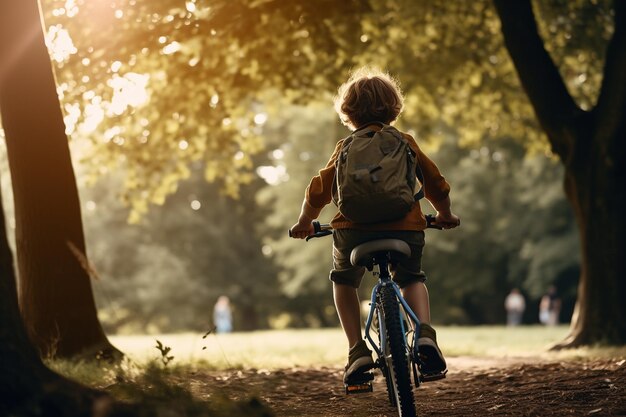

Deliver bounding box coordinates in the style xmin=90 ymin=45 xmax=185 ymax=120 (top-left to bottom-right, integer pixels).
xmin=41 ymin=0 xmax=613 ymax=219
xmin=256 ymin=104 xmax=341 ymax=327
xmin=41 ymin=0 xmax=368 ymax=220
xmin=83 ymin=163 xmax=282 ymax=333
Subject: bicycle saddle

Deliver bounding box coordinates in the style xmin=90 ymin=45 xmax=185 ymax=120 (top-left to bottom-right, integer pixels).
xmin=350 ymin=239 xmax=411 ymax=268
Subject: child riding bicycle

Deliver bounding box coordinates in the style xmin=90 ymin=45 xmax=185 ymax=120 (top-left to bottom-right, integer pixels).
xmin=290 ymin=67 xmax=460 ymax=383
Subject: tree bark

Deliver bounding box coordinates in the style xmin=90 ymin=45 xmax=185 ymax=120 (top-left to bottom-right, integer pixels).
xmin=0 ymin=0 xmax=118 ymax=358
xmin=0 ymin=181 xmax=118 ymax=416
xmin=494 ymin=0 xmax=626 ymax=346
xmin=0 ymin=177 xmax=53 ymax=413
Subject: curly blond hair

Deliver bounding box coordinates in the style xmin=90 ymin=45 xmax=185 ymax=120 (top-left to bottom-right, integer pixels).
xmin=334 ymin=67 xmax=404 ymax=130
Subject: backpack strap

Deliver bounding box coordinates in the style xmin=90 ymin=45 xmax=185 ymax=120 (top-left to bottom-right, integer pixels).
xmin=393 ymin=128 xmax=425 ymax=202
xmin=414 ymin=162 xmax=425 ymax=201
xmin=382 ymin=125 xmax=424 ymax=202
xmin=332 ymin=134 xmax=355 ymax=205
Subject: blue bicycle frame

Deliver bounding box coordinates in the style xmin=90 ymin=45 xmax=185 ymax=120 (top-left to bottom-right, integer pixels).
xmin=363 ymin=259 xmax=421 ymax=366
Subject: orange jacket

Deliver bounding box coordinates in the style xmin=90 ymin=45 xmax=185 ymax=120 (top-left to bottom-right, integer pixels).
xmin=302 ymin=126 xmax=451 ymax=231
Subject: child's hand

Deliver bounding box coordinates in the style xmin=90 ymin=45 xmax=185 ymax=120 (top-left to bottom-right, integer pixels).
xmin=289 ymin=220 xmax=314 ymax=239
xmin=435 ymin=212 xmax=461 ymax=229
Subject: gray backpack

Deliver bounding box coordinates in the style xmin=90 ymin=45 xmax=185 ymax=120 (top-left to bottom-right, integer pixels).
xmin=333 ymin=123 xmax=424 ymax=223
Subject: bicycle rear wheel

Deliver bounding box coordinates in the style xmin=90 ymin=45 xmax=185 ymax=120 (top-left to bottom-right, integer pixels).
xmin=380 ymin=285 xmax=416 ymax=417
xmin=375 ymin=304 xmax=396 ymax=407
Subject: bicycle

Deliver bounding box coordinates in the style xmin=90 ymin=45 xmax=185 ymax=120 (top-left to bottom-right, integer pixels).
xmin=300 ymin=215 xmax=446 ymax=417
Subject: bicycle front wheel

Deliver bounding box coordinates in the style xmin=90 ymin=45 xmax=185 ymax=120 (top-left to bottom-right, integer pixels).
xmin=381 ymin=285 xmax=416 ymax=417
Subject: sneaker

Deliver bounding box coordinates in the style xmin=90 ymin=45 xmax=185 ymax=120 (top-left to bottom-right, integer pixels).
xmin=417 ymin=323 xmax=447 ymax=377
xmin=344 ymin=340 xmax=375 ymax=383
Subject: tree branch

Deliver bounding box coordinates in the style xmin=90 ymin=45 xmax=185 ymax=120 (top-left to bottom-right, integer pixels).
xmin=493 ymin=0 xmax=581 ymax=160
xmin=595 ymin=1 xmax=626 ymax=164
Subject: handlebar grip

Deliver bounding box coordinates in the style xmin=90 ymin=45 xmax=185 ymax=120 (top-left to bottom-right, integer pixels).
xmin=289 ymin=220 xmax=329 ymax=238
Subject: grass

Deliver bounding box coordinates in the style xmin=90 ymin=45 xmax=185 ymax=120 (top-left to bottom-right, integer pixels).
xmin=106 ymin=325 xmax=626 ymax=371
xmin=44 ymin=357 xmax=272 ymax=416
xmin=439 ymin=325 xmax=571 ymax=357
xmin=110 ymin=328 xmax=348 ymax=370
xmin=46 ymin=344 xmax=274 ymax=416
xmin=438 ymin=325 xmax=626 ymax=360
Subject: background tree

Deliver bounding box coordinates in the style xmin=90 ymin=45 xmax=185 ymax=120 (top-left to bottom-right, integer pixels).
xmin=494 ymin=0 xmax=626 ymax=346
xmin=83 ymin=166 xmax=282 ymax=333
xmin=0 ymin=0 xmax=117 ymax=357
xmin=423 ymin=136 xmax=579 ymax=325
xmin=257 ymin=104 xmax=342 ymax=328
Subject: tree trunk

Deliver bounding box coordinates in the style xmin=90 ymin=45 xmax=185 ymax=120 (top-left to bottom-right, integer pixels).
xmin=494 ymin=0 xmax=626 ymax=345
xmin=0 ymin=0 xmax=117 ymax=358
xmin=0 ymin=177 xmax=54 ymax=413
xmin=0 ymin=182 xmax=116 ymax=416
xmin=558 ymin=123 xmax=626 ymax=346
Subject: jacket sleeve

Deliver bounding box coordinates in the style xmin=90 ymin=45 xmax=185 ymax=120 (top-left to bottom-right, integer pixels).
xmin=406 ymin=135 xmax=451 ymax=212
xmin=302 ymin=140 xmax=343 ymax=219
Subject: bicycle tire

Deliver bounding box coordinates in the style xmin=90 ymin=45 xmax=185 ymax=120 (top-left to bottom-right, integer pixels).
xmin=375 ymin=304 xmax=396 ymax=407
xmin=381 ymin=285 xmax=416 ymax=417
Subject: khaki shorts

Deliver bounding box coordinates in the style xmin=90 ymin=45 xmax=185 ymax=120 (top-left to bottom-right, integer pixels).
xmin=330 ymin=229 xmax=427 ymax=288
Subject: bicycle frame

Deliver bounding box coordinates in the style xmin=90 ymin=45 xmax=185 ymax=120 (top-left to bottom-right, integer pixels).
xmin=363 ymin=257 xmax=421 ymax=369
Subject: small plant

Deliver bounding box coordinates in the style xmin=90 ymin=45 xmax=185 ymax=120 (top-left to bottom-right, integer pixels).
xmin=201 ymin=326 xmax=217 ymax=350
xmin=155 ymin=340 xmax=174 ymax=367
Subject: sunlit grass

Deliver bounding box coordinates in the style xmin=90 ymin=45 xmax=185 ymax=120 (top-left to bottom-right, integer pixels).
xmin=108 ymin=326 xmax=626 ymax=371
xmin=439 ymin=325 xmax=626 ymax=360
xmin=46 ymin=356 xmax=126 ymax=387
xmin=110 ymin=328 xmax=348 ymax=370
xmin=439 ymin=325 xmax=571 ymax=357
xmin=46 ymin=357 xmax=271 ymax=416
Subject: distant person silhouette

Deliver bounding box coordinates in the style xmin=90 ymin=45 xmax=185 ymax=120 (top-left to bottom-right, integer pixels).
xmin=504 ymin=288 xmax=525 ymax=326
xmin=213 ymin=295 xmax=233 ymax=333
xmin=539 ymin=285 xmax=561 ymax=326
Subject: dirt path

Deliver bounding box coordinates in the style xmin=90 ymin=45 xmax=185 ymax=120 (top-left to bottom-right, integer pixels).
xmin=188 ymin=357 xmax=626 ymax=416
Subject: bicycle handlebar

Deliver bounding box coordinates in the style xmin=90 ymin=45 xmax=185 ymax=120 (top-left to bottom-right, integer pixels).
xmin=289 ymin=214 xmax=449 ymax=240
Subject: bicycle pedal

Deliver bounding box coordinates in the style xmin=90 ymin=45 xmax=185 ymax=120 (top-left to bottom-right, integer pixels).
xmin=345 ymin=380 xmax=373 ymax=394
xmin=344 ymin=372 xmax=374 ymax=394
xmin=420 ymin=369 xmax=447 ymax=383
